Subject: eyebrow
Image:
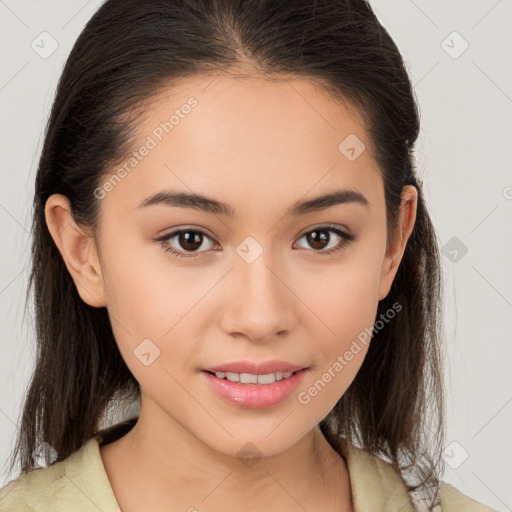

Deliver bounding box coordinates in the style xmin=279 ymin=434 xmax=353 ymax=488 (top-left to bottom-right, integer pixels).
xmin=136 ymin=188 xmax=369 ymax=217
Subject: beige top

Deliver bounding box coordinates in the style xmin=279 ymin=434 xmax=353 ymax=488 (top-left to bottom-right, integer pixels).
xmin=0 ymin=432 xmax=496 ymax=511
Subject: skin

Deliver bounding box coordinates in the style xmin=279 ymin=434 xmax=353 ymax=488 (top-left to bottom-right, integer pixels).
xmin=45 ymin=73 xmax=417 ymax=512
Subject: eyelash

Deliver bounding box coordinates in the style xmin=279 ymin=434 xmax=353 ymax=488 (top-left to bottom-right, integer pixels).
xmin=156 ymin=225 xmax=356 ymax=260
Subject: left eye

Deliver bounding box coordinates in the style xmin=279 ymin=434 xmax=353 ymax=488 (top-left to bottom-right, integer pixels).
xmin=295 ymin=226 xmax=356 ymax=254
xmin=157 ymin=226 xmax=355 ymax=259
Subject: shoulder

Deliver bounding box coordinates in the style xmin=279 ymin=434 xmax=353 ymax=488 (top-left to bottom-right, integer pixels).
xmin=0 ymin=451 xmax=71 ymax=512
xmin=341 ymin=441 xmax=496 ymax=511
xmin=440 ymin=481 xmax=497 ymax=511
xmin=0 ymin=459 xmax=68 ymax=512
xmin=0 ymin=475 xmax=31 ymax=511
xmin=0 ymin=436 xmax=120 ymax=512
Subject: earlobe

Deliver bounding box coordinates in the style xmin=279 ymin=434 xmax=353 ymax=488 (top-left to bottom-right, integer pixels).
xmin=44 ymin=194 xmax=106 ymax=308
xmin=377 ymin=185 xmax=418 ymax=301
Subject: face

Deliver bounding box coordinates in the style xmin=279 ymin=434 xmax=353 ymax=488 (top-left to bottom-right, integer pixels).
xmin=46 ymin=73 xmax=417 ymax=459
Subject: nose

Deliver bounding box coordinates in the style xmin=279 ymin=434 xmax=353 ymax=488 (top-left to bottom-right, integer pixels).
xmin=219 ymin=250 xmax=297 ymax=344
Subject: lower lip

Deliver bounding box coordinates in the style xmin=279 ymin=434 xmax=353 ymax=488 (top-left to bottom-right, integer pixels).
xmin=201 ymin=369 xmax=308 ymax=409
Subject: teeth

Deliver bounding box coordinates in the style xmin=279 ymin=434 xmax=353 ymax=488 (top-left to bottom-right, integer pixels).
xmin=214 ymin=370 xmax=295 ymax=384
xmin=257 ymin=373 xmax=276 ymax=384
xmin=241 ymin=373 xmax=258 ymax=384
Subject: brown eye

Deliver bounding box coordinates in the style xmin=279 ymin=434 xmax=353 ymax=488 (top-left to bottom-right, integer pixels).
xmin=295 ymin=227 xmax=356 ymax=255
xmin=305 ymin=230 xmax=330 ymax=250
xmin=157 ymin=225 xmax=356 ymax=260
xmin=158 ymin=228 xmax=217 ymax=259
xmin=176 ymin=230 xmax=204 ymax=251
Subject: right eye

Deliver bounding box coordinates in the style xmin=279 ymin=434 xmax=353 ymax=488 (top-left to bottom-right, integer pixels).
xmin=157 ymin=228 xmax=218 ymax=259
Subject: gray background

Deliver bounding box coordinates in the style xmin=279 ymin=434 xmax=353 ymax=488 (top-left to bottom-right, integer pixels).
xmin=1 ymin=1 xmax=511 ymax=510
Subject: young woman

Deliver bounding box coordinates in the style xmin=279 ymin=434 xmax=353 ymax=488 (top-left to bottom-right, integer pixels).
xmin=0 ymin=0 xmax=496 ymax=511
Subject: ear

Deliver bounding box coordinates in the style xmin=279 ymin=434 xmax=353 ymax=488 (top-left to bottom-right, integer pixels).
xmin=44 ymin=194 xmax=106 ymax=308
xmin=377 ymin=185 xmax=418 ymax=301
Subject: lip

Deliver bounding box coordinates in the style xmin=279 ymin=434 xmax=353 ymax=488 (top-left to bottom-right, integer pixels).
xmin=203 ymin=360 xmax=308 ymax=374
xmin=201 ymin=367 xmax=308 ymax=409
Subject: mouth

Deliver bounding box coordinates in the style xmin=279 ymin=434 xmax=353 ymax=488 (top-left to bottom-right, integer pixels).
xmin=201 ymin=367 xmax=308 ymax=409
xmin=203 ymin=369 xmax=297 ymax=384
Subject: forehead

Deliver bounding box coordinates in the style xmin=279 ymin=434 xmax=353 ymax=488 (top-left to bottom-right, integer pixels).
xmin=101 ymin=73 xmax=382 ymax=214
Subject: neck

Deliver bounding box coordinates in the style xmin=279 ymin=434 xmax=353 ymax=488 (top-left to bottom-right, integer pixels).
xmin=100 ymin=403 xmax=352 ymax=512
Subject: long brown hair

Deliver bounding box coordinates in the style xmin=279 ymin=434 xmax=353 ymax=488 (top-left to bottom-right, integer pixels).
xmin=6 ymin=0 xmax=444 ymax=509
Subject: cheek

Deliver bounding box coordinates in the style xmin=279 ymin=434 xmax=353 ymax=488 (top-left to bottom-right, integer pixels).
xmin=294 ymin=245 xmax=383 ymax=409
xmin=100 ymin=229 xmax=195 ymax=333
xmin=99 ymin=233 xmax=205 ymax=379
xmin=301 ymin=244 xmax=383 ymax=346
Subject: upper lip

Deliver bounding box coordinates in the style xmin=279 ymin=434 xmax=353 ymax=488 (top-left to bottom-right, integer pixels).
xmin=203 ymin=360 xmax=308 ymax=375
